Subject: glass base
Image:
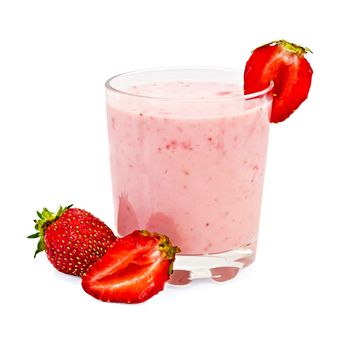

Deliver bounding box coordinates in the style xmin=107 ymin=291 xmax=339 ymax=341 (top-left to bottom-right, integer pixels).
xmin=168 ymin=241 xmax=256 ymax=285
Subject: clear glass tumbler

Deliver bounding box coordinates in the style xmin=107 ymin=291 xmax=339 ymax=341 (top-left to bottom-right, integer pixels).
xmin=105 ymin=68 xmax=273 ymax=284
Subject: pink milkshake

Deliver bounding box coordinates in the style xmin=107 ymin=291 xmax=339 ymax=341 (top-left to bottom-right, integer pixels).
xmin=105 ymin=68 xmax=272 ymax=283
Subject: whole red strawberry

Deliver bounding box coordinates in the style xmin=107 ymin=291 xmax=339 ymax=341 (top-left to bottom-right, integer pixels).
xmin=82 ymin=230 xmax=180 ymax=303
xmin=244 ymin=39 xmax=313 ymax=123
xmin=28 ymin=205 xmax=116 ymax=276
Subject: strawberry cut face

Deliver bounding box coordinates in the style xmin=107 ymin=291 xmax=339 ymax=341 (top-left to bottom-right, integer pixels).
xmin=244 ymin=40 xmax=313 ymax=123
xmin=82 ymin=230 xmax=180 ymax=303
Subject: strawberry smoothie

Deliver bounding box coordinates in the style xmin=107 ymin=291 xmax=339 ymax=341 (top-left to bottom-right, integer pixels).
xmin=106 ymin=68 xmax=272 ymax=265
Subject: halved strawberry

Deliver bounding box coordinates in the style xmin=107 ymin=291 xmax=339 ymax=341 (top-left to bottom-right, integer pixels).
xmin=244 ymin=39 xmax=313 ymax=123
xmin=81 ymin=230 xmax=180 ymax=303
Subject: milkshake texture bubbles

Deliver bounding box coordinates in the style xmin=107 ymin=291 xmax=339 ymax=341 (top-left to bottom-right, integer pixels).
xmin=106 ymin=79 xmax=271 ymax=255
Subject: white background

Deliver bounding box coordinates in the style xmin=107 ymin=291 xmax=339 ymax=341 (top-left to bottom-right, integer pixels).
xmin=1 ymin=1 xmax=349 ymax=349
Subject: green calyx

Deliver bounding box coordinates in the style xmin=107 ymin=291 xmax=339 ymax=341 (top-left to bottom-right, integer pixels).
xmin=27 ymin=204 xmax=73 ymax=258
xmin=140 ymin=230 xmax=181 ymax=274
xmin=259 ymin=39 xmax=312 ymax=55
xmin=158 ymin=235 xmax=181 ymax=261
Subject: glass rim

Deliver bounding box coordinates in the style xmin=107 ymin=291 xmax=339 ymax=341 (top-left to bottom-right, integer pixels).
xmin=105 ymin=67 xmax=274 ymax=102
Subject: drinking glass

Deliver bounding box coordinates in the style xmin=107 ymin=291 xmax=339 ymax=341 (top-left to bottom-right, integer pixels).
xmin=105 ymin=68 xmax=273 ymax=284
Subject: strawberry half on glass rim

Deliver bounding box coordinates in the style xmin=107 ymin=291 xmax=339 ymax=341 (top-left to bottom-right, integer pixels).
xmin=244 ymin=39 xmax=313 ymax=123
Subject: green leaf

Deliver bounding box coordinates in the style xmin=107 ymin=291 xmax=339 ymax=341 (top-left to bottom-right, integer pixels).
xmin=27 ymin=233 xmax=40 ymax=239
xmin=34 ymin=237 xmax=46 ymax=258
xmin=57 ymin=206 xmax=63 ymax=217
xmin=168 ymin=261 xmax=174 ymax=276
xmin=42 ymin=208 xmax=52 ymax=219
xmin=36 ymin=211 xmax=43 ymax=219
